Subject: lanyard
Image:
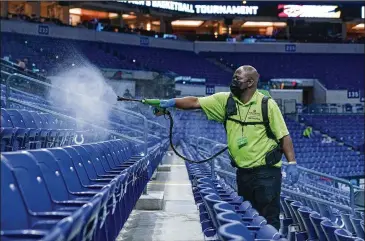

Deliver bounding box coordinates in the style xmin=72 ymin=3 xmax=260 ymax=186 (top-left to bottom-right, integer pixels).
xmin=236 ymin=102 xmax=252 ymax=137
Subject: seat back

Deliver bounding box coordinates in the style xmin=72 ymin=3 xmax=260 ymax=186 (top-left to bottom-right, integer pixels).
xmin=321 ymin=220 xmax=340 ymax=241
xmin=63 ymin=146 xmax=99 ymax=180
xmin=48 ymin=148 xmax=92 ymax=186
xmin=1 ymin=108 xmax=14 ymax=127
xmin=298 ymin=206 xmax=318 ymax=240
xmin=28 ymin=149 xmax=71 ymax=201
xmin=350 ymin=215 xmax=365 ymax=239
xmin=102 ymin=141 xmax=123 ymax=165
xmin=6 ymin=109 xmax=27 ymax=128
xmin=202 ymin=192 xmax=223 ymax=228
xmin=45 ymin=147 xmax=85 ymax=192
xmin=251 ymin=216 xmax=267 ymax=226
xmin=255 ymin=224 xmax=282 ymax=239
xmin=341 ymin=211 xmax=356 ymax=234
xmin=97 ymin=142 xmax=122 ymax=166
xmin=243 ymin=208 xmax=259 ymax=218
xmin=0 ymin=158 xmax=30 ymax=230
xmin=91 ymin=143 xmax=118 ymax=170
xmin=310 ymin=212 xmax=328 ymax=241
xmin=334 ymin=228 xmax=356 ymax=241
xmin=18 ymin=110 xmax=38 ymax=128
xmin=38 ymin=113 xmax=51 ymax=128
xmin=82 ymin=144 xmax=113 ymax=172
xmin=29 ymin=111 xmax=45 ymax=128
xmin=216 ymin=211 xmax=242 ymax=226
xmin=291 ymin=201 xmax=305 ymax=230
xmin=40 ymin=113 xmax=59 ymax=129
xmin=213 ymin=202 xmax=235 ymax=216
xmin=2 ymin=152 xmax=55 ymax=212
xmin=218 ymin=221 xmax=254 ymax=241
xmin=72 ymin=145 xmax=107 ymax=176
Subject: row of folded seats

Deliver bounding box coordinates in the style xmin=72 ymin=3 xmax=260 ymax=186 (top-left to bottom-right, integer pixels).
xmin=1 ymin=108 xmax=76 ymax=151
xmin=181 ymin=141 xmax=287 ymax=241
xmin=280 ymin=187 xmax=364 ymax=241
xmin=1 ymin=139 xmax=168 ymax=241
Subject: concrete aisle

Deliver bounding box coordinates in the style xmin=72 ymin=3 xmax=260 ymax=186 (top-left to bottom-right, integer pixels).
xmin=116 ymin=150 xmax=204 ymax=241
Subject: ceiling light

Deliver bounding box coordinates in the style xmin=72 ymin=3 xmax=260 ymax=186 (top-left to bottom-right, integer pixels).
xmin=108 ymin=13 xmax=118 ymax=18
xmin=171 ymin=20 xmax=203 ymax=27
xmin=352 ymin=23 xmax=364 ymax=30
xmin=122 ymin=14 xmax=136 ymax=19
xmin=242 ymin=22 xmax=287 ymax=28
xmin=152 ymin=21 xmax=160 ymax=25
xmin=69 ymin=8 xmax=82 ymax=15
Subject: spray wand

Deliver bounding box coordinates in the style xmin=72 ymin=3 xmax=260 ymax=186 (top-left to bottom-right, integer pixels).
xmin=117 ymin=96 xmax=168 ymax=116
xmin=116 ymin=96 xmax=228 ymax=163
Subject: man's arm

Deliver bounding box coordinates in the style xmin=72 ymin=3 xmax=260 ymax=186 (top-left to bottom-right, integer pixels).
xmin=161 ymin=93 xmax=228 ymax=123
xmin=280 ymin=135 xmax=296 ymax=163
xmin=175 ymin=97 xmax=201 ymax=110
xmin=268 ymin=99 xmax=296 ymax=164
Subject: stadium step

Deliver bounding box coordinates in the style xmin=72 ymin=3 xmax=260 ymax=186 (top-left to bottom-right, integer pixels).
xmin=117 ymin=147 xmax=204 ymax=241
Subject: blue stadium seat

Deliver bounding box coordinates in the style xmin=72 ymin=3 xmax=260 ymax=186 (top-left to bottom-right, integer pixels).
xmin=216 ymin=211 xmax=242 ymax=226
xmin=255 ymin=224 xmax=283 ymax=240
xmin=1 ymin=108 xmax=14 ymax=151
xmin=298 ymin=206 xmax=318 ymax=240
xmin=321 ymin=220 xmax=341 ymax=241
xmin=350 ymin=215 xmax=365 ymax=239
xmin=1 ymin=108 xmax=27 ymax=151
xmin=6 ymin=109 xmax=40 ymax=149
xmin=341 ymin=211 xmax=356 ymax=235
xmin=310 ymin=212 xmax=329 ymax=241
xmin=334 ymin=229 xmax=358 ymax=241
xmin=218 ymin=221 xmax=254 ymax=241
xmin=1 ymin=156 xmax=97 ymax=241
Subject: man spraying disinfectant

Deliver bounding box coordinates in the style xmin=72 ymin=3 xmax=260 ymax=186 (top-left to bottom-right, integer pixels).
xmin=118 ymin=65 xmax=299 ymax=229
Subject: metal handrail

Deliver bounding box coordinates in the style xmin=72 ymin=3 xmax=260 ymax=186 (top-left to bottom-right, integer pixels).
xmin=214 ymin=164 xmax=354 ymax=214
xmin=293 ymin=164 xmax=359 ymax=215
xmin=194 ymin=137 xmax=362 ymax=215
xmin=282 ymin=187 xmax=353 ymax=213
xmin=8 ymin=97 xmax=144 ymax=144
xmin=4 ymin=73 xmax=167 ymax=155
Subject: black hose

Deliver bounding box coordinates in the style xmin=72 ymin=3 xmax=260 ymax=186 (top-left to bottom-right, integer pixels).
xmin=166 ymin=111 xmax=228 ymax=163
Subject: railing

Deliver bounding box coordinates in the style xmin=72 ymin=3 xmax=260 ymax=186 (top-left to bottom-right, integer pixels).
xmin=191 ymin=137 xmax=363 ymax=215
xmin=300 ymin=103 xmax=364 ymax=115
xmin=3 ymin=72 xmax=167 ymax=155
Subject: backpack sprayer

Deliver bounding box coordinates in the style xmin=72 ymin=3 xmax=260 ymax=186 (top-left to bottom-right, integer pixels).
xmin=117 ymin=96 xmax=227 ymax=163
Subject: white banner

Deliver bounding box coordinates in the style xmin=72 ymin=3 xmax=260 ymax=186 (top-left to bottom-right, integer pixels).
xmin=278 ymin=4 xmax=341 ymax=18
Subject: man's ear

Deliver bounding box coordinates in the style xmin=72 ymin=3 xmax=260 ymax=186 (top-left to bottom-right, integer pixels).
xmin=248 ymin=79 xmax=254 ymax=87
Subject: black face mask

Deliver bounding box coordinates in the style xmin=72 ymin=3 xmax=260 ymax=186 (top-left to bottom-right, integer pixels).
xmin=230 ymin=79 xmax=243 ymax=98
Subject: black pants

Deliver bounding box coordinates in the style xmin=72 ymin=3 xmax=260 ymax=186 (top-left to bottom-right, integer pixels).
xmin=236 ymin=166 xmax=282 ymax=230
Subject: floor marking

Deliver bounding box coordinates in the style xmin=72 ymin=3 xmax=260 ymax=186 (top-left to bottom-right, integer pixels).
xmin=160 ymin=164 xmax=186 ymax=167
xmin=149 ymin=182 xmax=191 ymax=186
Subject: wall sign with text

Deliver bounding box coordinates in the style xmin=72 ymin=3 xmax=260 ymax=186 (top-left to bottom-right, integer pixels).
xmin=118 ymin=1 xmax=259 ymax=15
xmin=38 ymin=25 xmax=49 ymax=35
xmin=347 ymin=90 xmax=360 ymax=99
xmin=206 ymin=85 xmax=215 ymax=95
xmin=285 ymin=44 xmax=296 ymax=52
xmin=140 ymin=37 xmax=149 ymax=46
xmin=278 ymin=4 xmax=341 ymax=18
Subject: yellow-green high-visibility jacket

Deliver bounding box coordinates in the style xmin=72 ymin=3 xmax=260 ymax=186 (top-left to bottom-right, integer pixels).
xmin=198 ymin=90 xmax=289 ymax=168
xmin=303 ymin=127 xmax=312 ymax=138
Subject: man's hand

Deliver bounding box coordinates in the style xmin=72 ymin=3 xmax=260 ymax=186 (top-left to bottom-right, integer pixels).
xmin=159 ymin=97 xmax=201 ymax=110
xmin=160 ymin=99 xmax=176 ymax=108
xmin=286 ymin=162 xmax=299 ymax=184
